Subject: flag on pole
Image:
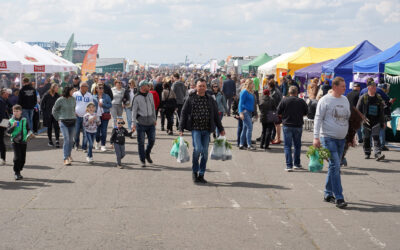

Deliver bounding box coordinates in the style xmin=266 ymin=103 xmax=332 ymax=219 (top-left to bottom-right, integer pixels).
xmin=63 ymin=33 xmax=74 ymax=62
xmin=81 ymin=44 xmax=98 ymax=82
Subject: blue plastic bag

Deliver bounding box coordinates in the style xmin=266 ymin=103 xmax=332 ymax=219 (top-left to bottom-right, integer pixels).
xmin=308 ymin=150 xmax=323 ymax=172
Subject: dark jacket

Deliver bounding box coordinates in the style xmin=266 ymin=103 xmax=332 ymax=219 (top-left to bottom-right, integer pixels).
xmin=40 ymin=92 xmax=60 ymax=127
xmin=0 ymin=97 xmax=9 ymax=122
xmin=307 ymin=99 xmax=318 ymax=120
xmin=259 ymin=95 xmax=276 ymax=124
xmin=270 ymin=87 xmax=282 ymax=108
xmin=222 ymin=79 xmax=236 ymax=98
xmin=110 ymin=127 xmax=132 ymax=145
xmin=104 ymin=84 xmax=114 ymax=101
xmin=277 ymin=96 xmax=308 ymax=127
xmin=356 ymin=93 xmax=385 ymax=127
xmin=18 ymin=84 xmax=37 ymax=109
xmin=179 ymin=92 xmax=224 ymax=133
xmin=346 ymin=90 xmax=360 ymax=107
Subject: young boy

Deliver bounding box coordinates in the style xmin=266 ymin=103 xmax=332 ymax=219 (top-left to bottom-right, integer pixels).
xmin=7 ymin=104 xmax=32 ymax=180
xmin=110 ymin=117 xmax=132 ymax=169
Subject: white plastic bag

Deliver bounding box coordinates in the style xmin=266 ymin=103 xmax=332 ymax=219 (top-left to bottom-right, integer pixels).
xmin=177 ymin=137 xmax=190 ymax=163
xmin=210 ymin=136 xmax=228 ymax=160
xmin=223 ymin=147 xmax=232 ymax=161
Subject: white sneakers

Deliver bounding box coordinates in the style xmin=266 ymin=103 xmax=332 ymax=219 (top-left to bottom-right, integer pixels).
xmin=86 ymin=157 xmax=94 ymax=163
xmin=101 ymin=146 xmax=107 ymax=152
xmin=95 ymin=142 xmax=100 ymax=150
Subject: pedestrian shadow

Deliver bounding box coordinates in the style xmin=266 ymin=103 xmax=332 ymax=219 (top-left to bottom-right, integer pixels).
xmin=348 ymin=166 xmax=400 ymax=174
xmin=95 ymin=150 xmax=138 ymax=155
xmin=346 ymin=200 xmax=400 ymax=213
xmin=0 ymin=177 xmax=74 ymax=190
xmin=25 ymin=165 xmax=54 ymax=170
xmin=208 ymin=181 xmax=290 ymax=189
xmin=125 ymin=164 xmax=220 ymax=173
xmin=25 ymin=137 xmax=58 ymax=152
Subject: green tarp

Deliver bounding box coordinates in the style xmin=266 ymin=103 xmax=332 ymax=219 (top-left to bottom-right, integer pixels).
xmin=241 ymin=53 xmax=272 ymax=73
xmin=218 ymin=60 xmax=225 ymax=67
xmin=385 ymin=61 xmax=400 ymax=75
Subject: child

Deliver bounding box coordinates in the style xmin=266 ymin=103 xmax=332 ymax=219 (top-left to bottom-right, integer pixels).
xmin=83 ymin=102 xmax=101 ymax=163
xmin=110 ymin=117 xmax=132 ymax=168
xmin=7 ymin=104 xmax=33 ymax=180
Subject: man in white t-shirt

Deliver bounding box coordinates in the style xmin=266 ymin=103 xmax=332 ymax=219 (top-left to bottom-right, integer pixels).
xmin=72 ymin=82 xmax=93 ymax=151
xmin=313 ymin=77 xmax=350 ymax=209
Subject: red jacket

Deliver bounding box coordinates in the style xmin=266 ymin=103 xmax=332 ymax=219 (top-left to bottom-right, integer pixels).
xmin=150 ymin=90 xmax=160 ymax=110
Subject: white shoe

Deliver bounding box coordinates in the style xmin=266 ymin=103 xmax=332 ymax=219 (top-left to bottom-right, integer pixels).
xmin=101 ymin=146 xmax=107 ymax=152
xmin=86 ymin=157 xmax=94 ymax=163
xmin=95 ymin=142 xmax=100 ymax=150
xmin=0 ymin=159 xmax=5 ymax=165
xmin=285 ymin=168 xmax=293 ymax=172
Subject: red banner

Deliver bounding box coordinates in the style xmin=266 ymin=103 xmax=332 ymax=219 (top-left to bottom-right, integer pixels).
xmin=34 ymin=65 xmax=45 ymax=72
xmin=0 ymin=61 xmax=7 ymax=69
xmin=81 ymin=44 xmax=98 ymax=82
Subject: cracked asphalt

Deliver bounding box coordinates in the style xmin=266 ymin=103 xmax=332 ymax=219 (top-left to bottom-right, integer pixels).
xmin=0 ymin=116 xmax=399 ymax=250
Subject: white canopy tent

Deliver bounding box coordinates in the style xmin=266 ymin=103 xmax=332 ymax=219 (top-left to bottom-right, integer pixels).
xmin=13 ymin=41 xmax=59 ymax=73
xmin=0 ymin=40 xmax=22 ymax=73
xmin=258 ymin=52 xmax=295 ymax=78
xmin=32 ymin=45 xmax=77 ymax=72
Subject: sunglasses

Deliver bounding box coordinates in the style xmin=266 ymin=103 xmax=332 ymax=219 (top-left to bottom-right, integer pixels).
xmin=97 ymin=87 xmax=104 ymax=89
xmin=117 ymin=122 xmax=124 ymax=125
xmin=213 ymin=86 xmax=218 ymax=88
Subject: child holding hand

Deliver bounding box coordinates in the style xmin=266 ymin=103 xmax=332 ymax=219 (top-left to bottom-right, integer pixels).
xmin=83 ymin=102 xmax=101 ymax=163
xmin=110 ymin=117 xmax=132 ymax=168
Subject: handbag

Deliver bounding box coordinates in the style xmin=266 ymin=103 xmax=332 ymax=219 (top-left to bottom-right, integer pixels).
xmin=266 ymin=111 xmax=280 ymax=123
xmin=101 ymin=112 xmax=111 ymax=121
xmin=61 ymin=119 xmax=76 ymax=127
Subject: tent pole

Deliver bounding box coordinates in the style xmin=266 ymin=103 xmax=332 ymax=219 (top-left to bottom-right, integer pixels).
xmin=19 ymin=73 xmax=22 ymax=89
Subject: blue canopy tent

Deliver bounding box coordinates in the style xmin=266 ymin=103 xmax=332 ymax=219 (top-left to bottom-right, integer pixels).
xmin=353 ymin=41 xmax=400 ymax=88
xmin=322 ymin=40 xmax=381 ymax=93
xmin=295 ymin=59 xmax=333 ymax=81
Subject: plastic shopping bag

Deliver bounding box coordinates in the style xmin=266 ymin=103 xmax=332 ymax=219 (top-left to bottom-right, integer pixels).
xmin=308 ymin=150 xmax=323 ymax=172
xmin=223 ymin=146 xmax=233 ymax=161
xmin=210 ymin=136 xmax=232 ymax=161
xmin=177 ymin=137 xmax=190 ymax=163
xmin=170 ymin=138 xmax=180 ymax=158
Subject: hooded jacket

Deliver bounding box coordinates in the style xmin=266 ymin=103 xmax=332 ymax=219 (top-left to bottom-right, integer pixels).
xmin=131 ymin=91 xmax=156 ymax=126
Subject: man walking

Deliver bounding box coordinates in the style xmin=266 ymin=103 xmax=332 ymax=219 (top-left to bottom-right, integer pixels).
xmin=314 ymin=77 xmax=350 ymax=208
xmin=132 ymin=80 xmax=157 ymax=167
xmin=73 ymin=82 xmax=93 ymax=151
xmin=356 ymin=79 xmax=386 ymax=161
xmin=277 ymin=86 xmax=308 ymax=172
xmin=179 ymin=79 xmax=225 ymax=184
xmin=18 ymin=78 xmax=37 ymax=131
xmin=222 ymin=74 xmax=236 ymax=116
xmin=172 ymin=73 xmax=186 ymax=128
xmin=346 ymin=82 xmax=363 ymax=143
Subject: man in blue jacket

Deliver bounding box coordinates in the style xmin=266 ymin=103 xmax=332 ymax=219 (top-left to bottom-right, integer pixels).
xmin=222 ymin=74 xmax=236 ymax=116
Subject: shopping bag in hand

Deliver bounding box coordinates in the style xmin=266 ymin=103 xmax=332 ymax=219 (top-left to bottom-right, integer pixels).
xmin=308 ymin=150 xmax=323 ymax=172
xmin=177 ymin=137 xmax=190 ymax=163
xmin=170 ymin=138 xmax=180 ymax=158
xmin=210 ymin=136 xmax=228 ymax=160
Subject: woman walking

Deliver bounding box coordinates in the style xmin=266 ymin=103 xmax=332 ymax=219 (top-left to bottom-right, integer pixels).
xmin=239 ymin=79 xmax=256 ymax=150
xmin=41 ymin=83 xmax=61 ymax=147
xmin=93 ymin=83 xmax=112 ymax=151
xmin=111 ymin=80 xmax=125 ymax=127
xmin=259 ymin=89 xmax=276 ymax=150
xmin=52 ymin=85 xmax=76 ymax=166
xmin=124 ymin=79 xmax=137 ymax=130
xmin=161 ymin=79 xmax=177 ymax=135
xmin=211 ymin=83 xmax=228 ymax=137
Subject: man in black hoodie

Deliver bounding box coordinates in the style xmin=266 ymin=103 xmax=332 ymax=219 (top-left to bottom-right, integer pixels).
xmin=0 ymin=88 xmax=10 ymax=165
xmin=18 ymin=78 xmax=37 ymax=131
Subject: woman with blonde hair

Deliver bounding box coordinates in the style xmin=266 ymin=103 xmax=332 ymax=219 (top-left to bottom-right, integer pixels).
xmin=40 ymin=83 xmax=60 ymax=147
xmin=238 ymin=79 xmax=256 ymax=150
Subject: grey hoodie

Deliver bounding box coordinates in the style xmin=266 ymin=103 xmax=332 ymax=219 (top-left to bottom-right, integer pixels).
xmin=131 ymin=92 xmax=156 ymax=126
xmin=172 ymin=81 xmax=187 ymax=105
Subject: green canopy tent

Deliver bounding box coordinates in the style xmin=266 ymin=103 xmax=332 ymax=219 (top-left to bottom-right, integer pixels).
xmin=241 ymin=53 xmax=272 ymax=74
xmin=384 ymin=61 xmax=400 ymax=142
xmin=385 ymin=60 xmax=400 ymax=75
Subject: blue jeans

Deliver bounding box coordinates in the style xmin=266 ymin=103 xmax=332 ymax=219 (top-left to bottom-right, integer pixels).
xmin=282 ymin=126 xmax=302 ymax=169
xmin=321 ymin=137 xmax=345 ymax=200
xmin=216 ymin=113 xmax=223 ymax=137
xmin=74 ymin=117 xmax=87 ymax=150
xmin=240 ymin=111 xmax=253 ymax=147
xmin=96 ymin=119 xmax=109 ymax=146
xmin=379 ymin=128 xmax=386 ymax=147
xmin=136 ymin=124 xmax=156 ymax=163
xmin=237 ymin=119 xmax=243 ymax=147
xmin=192 ymin=130 xmax=210 ymax=175
xmin=59 ymin=121 xmax=75 ymax=160
xmin=22 ymin=109 xmax=34 ymax=131
xmin=357 ymin=128 xmax=363 ymax=142
xmin=86 ymin=132 xmax=96 ymax=157
xmin=125 ymin=107 xmax=133 ymax=130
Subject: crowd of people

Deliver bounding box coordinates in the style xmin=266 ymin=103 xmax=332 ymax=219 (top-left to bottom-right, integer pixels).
xmin=0 ymin=69 xmax=396 ymax=208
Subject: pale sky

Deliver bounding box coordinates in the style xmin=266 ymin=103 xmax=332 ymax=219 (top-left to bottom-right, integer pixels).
xmin=1 ymin=0 xmax=400 ymax=63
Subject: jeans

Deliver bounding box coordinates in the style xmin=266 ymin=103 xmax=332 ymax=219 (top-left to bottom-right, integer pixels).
xmin=236 ymin=119 xmax=243 ymax=146
xmin=260 ymin=122 xmax=274 ymax=148
xmin=114 ymin=143 xmax=126 ymax=165
xmin=136 ymin=124 xmax=156 ymax=163
xmin=176 ymin=104 xmax=183 ymax=127
xmin=96 ymin=119 xmax=109 ymax=146
xmin=85 ymin=132 xmax=96 ymax=158
xmin=379 ymin=128 xmax=386 ymax=148
xmin=74 ymin=117 xmax=87 ymax=150
xmin=111 ymin=104 xmax=123 ymax=128
xmin=362 ymin=125 xmax=381 ymax=156
xmin=0 ymin=128 xmax=6 ymax=160
xmin=282 ymin=126 xmax=303 ymax=168
xmin=216 ymin=112 xmax=223 ymax=137
xmin=22 ymin=109 xmax=34 ymax=131
xmin=192 ymin=130 xmax=210 ymax=175
xmin=240 ymin=111 xmax=253 ymax=147
xmin=59 ymin=121 xmax=75 ymax=160
xmin=125 ymin=107 xmax=133 ymax=129
xmin=47 ymin=115 xmax=60 ymax=142
xmin=321 ymin=137 xmax=345 ymax=200
xmin=226 ymin=97 xmax=234 ymax=114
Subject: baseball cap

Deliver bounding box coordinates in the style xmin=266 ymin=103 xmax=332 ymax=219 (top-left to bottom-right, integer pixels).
xmin=139 ymin=80 xmax=150 ymax=87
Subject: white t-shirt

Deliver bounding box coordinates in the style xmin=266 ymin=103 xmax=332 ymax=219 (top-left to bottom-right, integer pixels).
xmin=73 ymin=91 xmax=93 ymax=117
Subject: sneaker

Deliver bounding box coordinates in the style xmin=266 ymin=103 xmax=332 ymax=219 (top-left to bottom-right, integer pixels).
xmin=86 ymin=157 xmax=93 ymax=163
xmin=141 ymin=161 xmax=146 ymax=168
xmin=168 ymin=131 xmax=173 ymax=135
xmin=247 ymin=146 xmax=256 ymax=151
xmin=95 ymin=142 xmax=100 ymax=150
xmin=239 ymin=145 xmax=245 ymax=150
xmin=192 ymin=172 xmax=199 ymax=183
xmin=161 ymin=127 xmax=165 ymax=131
xmin=364 ymin=154 xmax=370 ymax=159
xmin=341 ymin=157 xmax=348 ymax=167
xmin=375 ymin=154 xmax=385 ymax=161
xmin=68 ymin=156 xmax=73 ymax=162
xmin=117 ymin=164 xmax=124 ymax=169
xmin=197 ymin=175 xmax=207 ymax=184
xmin=55 ymin=141 xmax=60 ymax=148
xmin=75 ymin=145 xmax=79 ymax=151
xmin=14 ymin=174 xmax=23 ymax=181
xmin=381 ymin=146 xmax=389 ymax=151
xmin=256 ymin=137 xmax=261 ymax=142
xmin=358 ymin=139 xmax=364 ymax=144
xmin=101 ymin=146 xmax=107 ymax=152
xmin=145 ymin=153 xmax=153 ymax=164
xmin=0 ymin=159 xmax=5 ymax=165
xmin=285 ymin=168 xmax=293 ymax=172
xmin=48 ymin=141 xmax=54 ymax=147
xmin=323 ymin=196 xmax=336 ymax=203
xmin=293 ymin=165 xmax=303 ymax=169
xmin=335 ymin=199 xmax=348 ymax=209
xmin=83 ymin=149 xmax=88 ymax=153
xmin=64 ymin=159 xmax=71 ymax=166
